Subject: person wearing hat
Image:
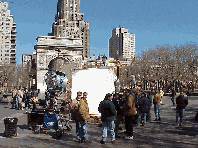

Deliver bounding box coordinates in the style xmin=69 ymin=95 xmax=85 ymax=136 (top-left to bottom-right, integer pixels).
xmin=71 ymin=91 xmax=82 ymax=140
xmin=98 ymin=93 xmax=116 ymax=144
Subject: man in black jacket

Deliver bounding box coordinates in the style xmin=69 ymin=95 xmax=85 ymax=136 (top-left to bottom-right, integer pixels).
xmin=137 ymin=93 xmax=149 ymax=126
xmin=176 ymin=91 xmax=188 ymax=126
xmin=98 ymin=93 xmax=116 ymax=144
xmin=112 ymin=93 xmax=124 ymax=138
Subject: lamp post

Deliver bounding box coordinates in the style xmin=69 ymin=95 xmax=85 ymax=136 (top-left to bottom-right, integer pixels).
xmin=102 ymin=55 xmax=107 ymax=67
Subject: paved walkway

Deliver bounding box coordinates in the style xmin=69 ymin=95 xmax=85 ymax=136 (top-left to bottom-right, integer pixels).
xmin=0 ymin=96 xmax=197 ymax=147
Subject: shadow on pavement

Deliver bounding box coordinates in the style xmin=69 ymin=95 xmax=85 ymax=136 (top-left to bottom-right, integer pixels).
xmin=173 ymin=126 xmax=198 ymax=136
xmin=18 ymin=124 xmax=29 ymax=130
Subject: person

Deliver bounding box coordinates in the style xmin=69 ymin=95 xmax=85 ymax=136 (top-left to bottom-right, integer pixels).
xmin=122 ymin=89 xmax=137 ymax=140
xmin=175 ymin=91 xmax=188 ymax=126
xmin=147 ymin=92 xmax=153 ymax=122
xmin=78 ymin=92 xmax=92 ymax=143
xmin=23 ymin=88 xmax=30 ymax=113
xmin=31 ymin=89 xmax=38 ymax=110
xmin=170 ymin=87 xmax=176 ymax=106
xmin=71 ymin=91 xmax=82 ymax=140
xmin=186 ymin=90 xmax=191 ymax=100
xmin=159 ymin=88 xmax=164 ymax=104
xmin=153 ymin=90 xmax=161 ymax=122
xmin=112 ymin=93 xmax=124 ymax=138
xmin=98 ymin=93 xmax=116 ymax=144
xmin=137 ymin=93 xmax=149 ymax=126
xmin=11 ymin=88 xmax=17 ymax=109
xmin=130 ymin=88 xmax=136 ymax=98
xmin=17 ymin=88 xmax=23 ymax=110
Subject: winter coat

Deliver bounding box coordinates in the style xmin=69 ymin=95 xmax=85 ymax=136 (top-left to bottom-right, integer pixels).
xmin=176 ymin=95 xmax=188 ymax=109
xmin=12 ymin=89 xmax=17 ymax=98
xmin=122 ymin=95 xmax=137 ymax=116
xmin=78 ymin=99 xmax=90 ymax=123
xmin=112 ymin=97 xmax=124 ymax=116
xmin=138 ymin=97 xmax=149 ymax=113
xmin=98 ymin=99 xmax=116 ymax=122
xmin=70 ymin=98 xmax=81 ymax=121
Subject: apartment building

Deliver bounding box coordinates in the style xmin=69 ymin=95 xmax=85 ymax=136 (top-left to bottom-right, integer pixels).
xmin=109 ymin=27 xmax=135 ymax=61
xmin=0 ymin=1 xmax=16 ymax=65
xmin=49 ymin=0 xmax=90 ymax=58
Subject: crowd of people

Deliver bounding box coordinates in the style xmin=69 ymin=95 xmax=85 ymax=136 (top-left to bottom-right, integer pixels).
xmin=10 ymin=86 xmax=189 ymax=144
xmin=70 ymin=88 xmax=189 ymax=144
xmin=11 ymin=87 xmax=38 ymax=112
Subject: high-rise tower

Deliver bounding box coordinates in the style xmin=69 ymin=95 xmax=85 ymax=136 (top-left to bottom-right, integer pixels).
xmin=109 ymin=27 xmax=135 ymax=61
xmin=0 ymin=2 xmax=16 ymax=65
xmin=49 ymin=0 xmax=90 ymax=58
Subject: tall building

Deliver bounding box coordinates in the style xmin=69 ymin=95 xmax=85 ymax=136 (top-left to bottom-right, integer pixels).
xmin=0 ymin=2 xmax=16 ymax=65
xmin=49 ymin=0 xmax=90 ymax=58
xmin=109 ymin=27 xmax=135 ymax=61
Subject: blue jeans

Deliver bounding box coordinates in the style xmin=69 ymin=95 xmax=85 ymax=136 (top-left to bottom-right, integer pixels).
xmin=79 ymin=121 xmax=88 ymax=140
xmin=176 ymin=108 xmax=184 ymax=124
xmin=16 ymin=97 xmax=19 ymax=109
xmin=147 ymin=108 xmax=151 ymax=121
xmin=18 ymin=97 xmax=22 ymax=109
xmin=137 ymin=112 xmax=146 ymax=125
xmin=154 ymin=103 xmax=161 ymax=120
xmin=102 ymin=121 xmax=115 ymax=141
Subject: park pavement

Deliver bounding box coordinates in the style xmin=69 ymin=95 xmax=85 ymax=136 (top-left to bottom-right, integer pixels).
xmin=0 ymin=96 xmax=197 ymax=148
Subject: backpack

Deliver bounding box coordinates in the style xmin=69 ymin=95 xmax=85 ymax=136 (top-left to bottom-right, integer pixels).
xmin=140 ymin=97 xmax=148 ymax=113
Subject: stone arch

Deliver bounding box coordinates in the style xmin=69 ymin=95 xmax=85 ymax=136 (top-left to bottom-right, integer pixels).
xmin=47 ymin=56 xmax=76 ymax=90
xmin=48 ymin=56 xmax=72 ymax=71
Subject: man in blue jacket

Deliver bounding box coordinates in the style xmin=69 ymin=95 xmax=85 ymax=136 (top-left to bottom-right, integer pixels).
xmin=98 ymin=93 xmax=116 ymax=144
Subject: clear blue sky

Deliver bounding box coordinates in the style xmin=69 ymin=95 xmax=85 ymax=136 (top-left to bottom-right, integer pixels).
xmin=7 ymin=0 xmax=198 ymax=63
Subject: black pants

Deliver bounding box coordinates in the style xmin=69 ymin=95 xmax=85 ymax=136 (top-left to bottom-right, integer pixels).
xmin=125 ymin=116 xmax=133 ymax=136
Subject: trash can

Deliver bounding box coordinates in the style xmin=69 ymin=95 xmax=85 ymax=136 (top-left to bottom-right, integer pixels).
xmin=4 ymin=117 xmax=18 ymax=137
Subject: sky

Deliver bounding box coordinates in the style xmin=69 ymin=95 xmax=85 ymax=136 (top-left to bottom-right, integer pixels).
xmin=6 ymin=0 xmax=198 ymax=63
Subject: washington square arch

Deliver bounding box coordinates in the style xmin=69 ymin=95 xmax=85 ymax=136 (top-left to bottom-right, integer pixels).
xmin=34 ymin=36 xmax=83 ymax=93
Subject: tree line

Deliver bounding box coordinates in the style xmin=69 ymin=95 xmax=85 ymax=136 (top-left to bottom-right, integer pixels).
xmin=120 ymin=43 xmax=198 ymax=92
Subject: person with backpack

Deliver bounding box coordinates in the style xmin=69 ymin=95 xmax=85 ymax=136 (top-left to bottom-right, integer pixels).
xmin=137 ymin=93 xmax=149 ymax=126
xmin=175 ymin=91 xmax=188 ymax=126
xmin=98 ymin=93 xmax=116 ymax=144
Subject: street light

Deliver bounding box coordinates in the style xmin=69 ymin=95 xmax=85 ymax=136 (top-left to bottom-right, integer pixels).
xmin=102 ymin=55 xmax=107 ymax=67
